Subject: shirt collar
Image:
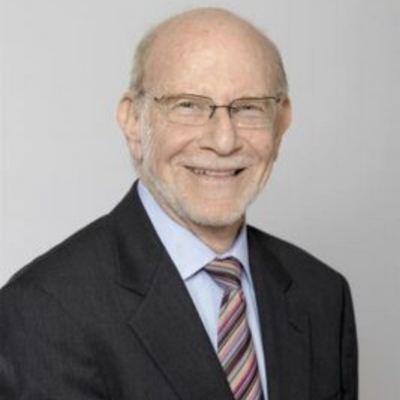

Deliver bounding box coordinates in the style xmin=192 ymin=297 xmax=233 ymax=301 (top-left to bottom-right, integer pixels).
xmin=137 ymin=181 xmax=251 ymax=282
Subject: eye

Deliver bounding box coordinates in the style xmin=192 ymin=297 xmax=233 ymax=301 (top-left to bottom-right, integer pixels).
xmin=233 ymin=102 xmax=266 ymax=117
xmin=175 ymin=100 xmax=198 ymax=110
xmin=241 ymin=104 xmax=263 ymax=111
xmin=169 ymin=97 xmax=208 ymax=115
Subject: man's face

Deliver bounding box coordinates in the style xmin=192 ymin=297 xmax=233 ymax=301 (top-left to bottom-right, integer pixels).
xmin=123 ymin=19 xmax=291 ymax=231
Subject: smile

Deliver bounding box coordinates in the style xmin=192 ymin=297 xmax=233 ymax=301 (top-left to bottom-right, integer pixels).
xmin=187 ymin=167 xmax=244 ymax=177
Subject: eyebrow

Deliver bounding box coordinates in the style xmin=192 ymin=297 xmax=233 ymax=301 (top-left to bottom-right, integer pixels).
xmin=157 ymin=93 xmax=279 ymax=102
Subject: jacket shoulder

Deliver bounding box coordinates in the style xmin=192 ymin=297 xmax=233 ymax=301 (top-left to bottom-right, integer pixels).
xmin=1 ymin=216 xmax=115 ymax=306
xmin=247 ymin=225 xmax=348 ymax=289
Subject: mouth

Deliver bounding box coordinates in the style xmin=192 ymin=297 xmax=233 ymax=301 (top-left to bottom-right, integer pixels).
xmin=186 ymin=167 xmax=245 ymax=178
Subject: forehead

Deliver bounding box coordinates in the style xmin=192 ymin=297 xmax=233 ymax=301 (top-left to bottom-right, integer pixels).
xmin=143 ymin=14 xmax=275 ymax=97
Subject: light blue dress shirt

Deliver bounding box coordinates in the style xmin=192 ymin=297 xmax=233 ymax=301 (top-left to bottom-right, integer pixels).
xmin=138 ymin=181 xmax=268 ymax=398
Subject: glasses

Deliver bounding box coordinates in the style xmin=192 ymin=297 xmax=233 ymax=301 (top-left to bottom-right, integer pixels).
xmin=143 ymin=92 xmax=282 ymax=129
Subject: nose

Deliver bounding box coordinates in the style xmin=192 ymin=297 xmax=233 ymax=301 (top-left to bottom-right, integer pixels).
xmin=198 ymin=107 xmax=241 ymax=155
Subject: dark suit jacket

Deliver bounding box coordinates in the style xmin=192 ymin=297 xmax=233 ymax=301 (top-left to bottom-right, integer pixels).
xmin=0 ymin=183 xmax=357 ymax=400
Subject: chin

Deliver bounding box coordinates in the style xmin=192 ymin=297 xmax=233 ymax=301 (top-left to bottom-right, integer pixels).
xmin=161 ymin=188 xmax=256 ymax=229
xmin=141 ymin=168 xmax=262 ymax=229
xmin=178 ymin=204 xmax=246 ymax=228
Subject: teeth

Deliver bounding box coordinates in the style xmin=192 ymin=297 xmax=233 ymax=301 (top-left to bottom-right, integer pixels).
xmin=192 ymin=168 xmax=237 ymax=177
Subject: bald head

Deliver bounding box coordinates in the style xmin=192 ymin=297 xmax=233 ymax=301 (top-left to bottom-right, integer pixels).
xmin=128 ymin=8 xmax=288 ymax=102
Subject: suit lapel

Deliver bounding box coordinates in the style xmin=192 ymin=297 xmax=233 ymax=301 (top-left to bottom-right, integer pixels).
xmin=128 ymin=251 xmax=234 ymax=400
xmin=109 ymin=183 xmax=234 ymax=400
xmin=248 ymin=229 xmax=311 ymax=400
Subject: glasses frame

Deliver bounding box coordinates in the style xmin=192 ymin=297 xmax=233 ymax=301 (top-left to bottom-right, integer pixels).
xmin=142 ymin=91 xmax=282 ymax=129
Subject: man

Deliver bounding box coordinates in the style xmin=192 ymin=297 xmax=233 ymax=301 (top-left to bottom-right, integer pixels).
xmin=0 ymin=7 xmax=357 ymax=400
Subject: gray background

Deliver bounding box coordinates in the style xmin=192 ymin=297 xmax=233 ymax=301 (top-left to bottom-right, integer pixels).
xmin=1 ymin=0 xmax=399 ymax=398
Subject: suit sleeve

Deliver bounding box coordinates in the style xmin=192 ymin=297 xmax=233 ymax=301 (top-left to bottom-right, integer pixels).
xmin=340 ymin=277 xmax=358 ymax=400
xmin=0 ymin=279 xmax=109 ymax=400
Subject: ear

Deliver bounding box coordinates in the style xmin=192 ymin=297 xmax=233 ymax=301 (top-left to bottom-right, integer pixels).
xmin=117 ymin=93 xmax=143 ymax=162
xmin=273 ymin=96 xmax=292 ymax=161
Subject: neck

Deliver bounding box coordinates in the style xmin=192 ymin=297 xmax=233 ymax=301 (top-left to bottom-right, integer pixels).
xmin=160 ymin=202 xmax=244 ymax=253
xmin=185 ymin=218 xmax=244 ymax=254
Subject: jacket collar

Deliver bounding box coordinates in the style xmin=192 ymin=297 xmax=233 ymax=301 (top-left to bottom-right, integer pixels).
xmin=109 ymin=181 xmax=164 ymax=295
xmin=248 ymin=228 xmax=311 ymax=400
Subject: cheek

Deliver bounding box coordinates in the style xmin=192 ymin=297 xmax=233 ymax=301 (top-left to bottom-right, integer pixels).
xmin=140 ymin=116 xmax=167 ymax=165
xmin=143 ymin=124 xmax=192 ymax=173
xmin=251 ymin=135 xmax=277 ymax=166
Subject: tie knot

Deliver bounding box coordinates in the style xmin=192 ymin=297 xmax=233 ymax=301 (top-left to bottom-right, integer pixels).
xmin=205 ymin=257 xmax=242 ymax=290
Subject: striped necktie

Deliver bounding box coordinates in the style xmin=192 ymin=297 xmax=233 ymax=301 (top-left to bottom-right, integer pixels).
xmin=206 ymin=257 xmax=264 ymax=400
